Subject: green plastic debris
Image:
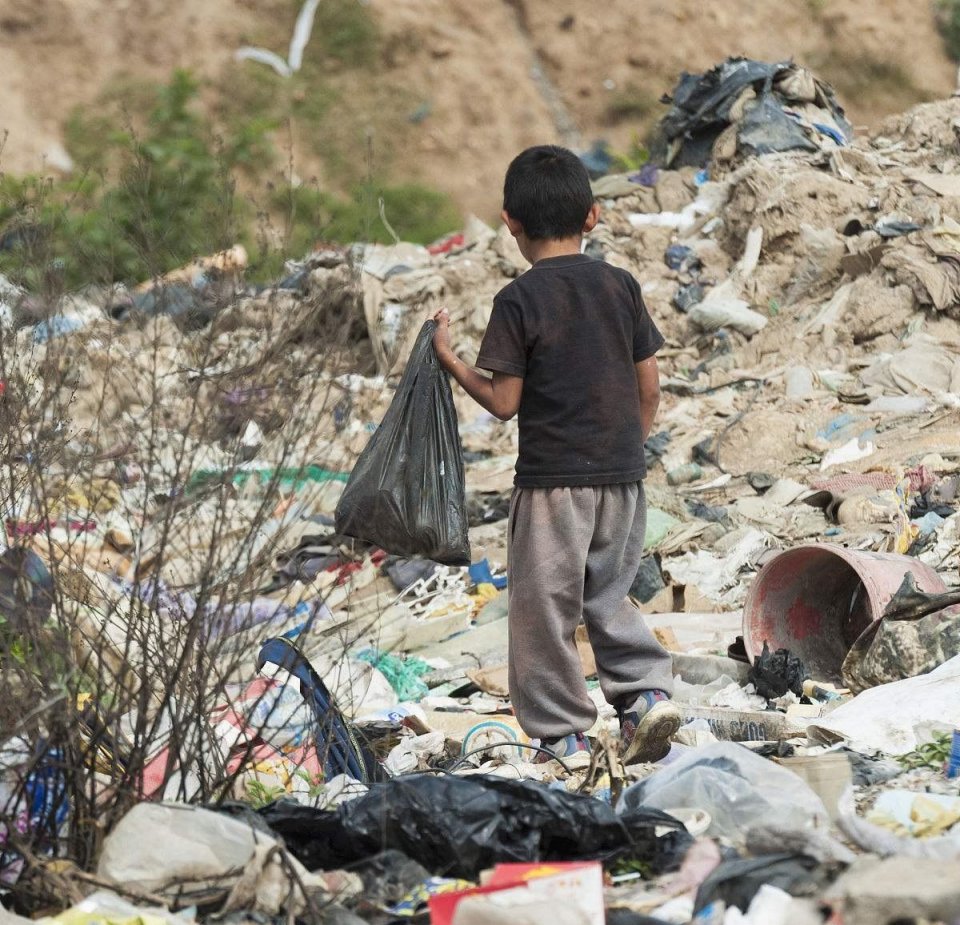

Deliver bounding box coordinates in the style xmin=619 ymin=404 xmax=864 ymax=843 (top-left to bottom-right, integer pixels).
xmin=476 ymin=589 xmax=508 ymax=626
xmin=645 ymin=507 xmax=680 ymax=550
xmin=357 ymin=651 xmax=433 ymax=702
xmin=186 ymin=465 xmax=349 ymax=495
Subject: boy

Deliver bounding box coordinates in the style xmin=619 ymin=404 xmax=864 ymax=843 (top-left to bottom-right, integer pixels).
xmin=432 ymin=145 xmax=680 ymax=764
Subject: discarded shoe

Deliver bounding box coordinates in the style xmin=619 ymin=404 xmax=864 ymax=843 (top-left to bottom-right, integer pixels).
xmin=534 ymin=732 xmax=591 ymax=767
xmin=620 ymin=691 xmax=682 ymax=765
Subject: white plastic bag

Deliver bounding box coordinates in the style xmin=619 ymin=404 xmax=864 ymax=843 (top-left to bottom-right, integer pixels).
xmin=688 ymin=280 xmax=768 ymax=336
xmin=617 ymin=742 xmax=829 ymax=845
xmin=808 ymin=654 xmax=960 ymax=755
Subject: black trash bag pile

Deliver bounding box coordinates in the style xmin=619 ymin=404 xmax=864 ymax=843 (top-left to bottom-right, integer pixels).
xmin=747 ymin=642 xmax=807 ymax=699
xmin=653 ymin=57 xmax=852 ymax=168
xmin=630 ymin=555 xmax=667 ymax=604
xmin=335 ymin=320 xmax=470 ymax=565
xmin=260 ymin=773 xmax=691 ymax=880
xmin=644 ymin=430 xmax=671 ymax=470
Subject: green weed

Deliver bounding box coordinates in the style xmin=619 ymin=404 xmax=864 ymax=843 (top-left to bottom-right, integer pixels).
xmin=898 ymin=731 xmax=954 ymax=770
xmin=2 ymin=66 xmax=459 ymax=290
xmin=263 ymin=179 xmax=459 ymax=260
xmin=610 ymin=135 xmax=651 ymax=173
xmin=309 ymin=0 xmax=380 ymax=69
xmin=937 ymin=0 xmax=960 ymax=60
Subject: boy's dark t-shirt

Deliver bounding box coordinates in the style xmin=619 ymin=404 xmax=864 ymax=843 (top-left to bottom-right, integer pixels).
xmin=476 ymin=253 xmax=664 ymax=488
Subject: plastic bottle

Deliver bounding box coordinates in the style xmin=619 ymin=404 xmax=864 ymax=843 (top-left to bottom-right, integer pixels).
xmin=802 ymin=679 xmax=843 ymax=702
xmin=947 ymin=729 xmax=960 ymax=780
xmin=667 ymin=463 xmax=703 ymax=486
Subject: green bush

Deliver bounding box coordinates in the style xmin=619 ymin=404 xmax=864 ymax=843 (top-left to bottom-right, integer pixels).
xmin=311 ymin=0 xmax=380 ymax=69
xmin=1 ymin=56 xmax=461 ymax=291
xmin=2 ymin=71 xmax=249 ymax=286
xmin=101 ymin=70 xmax=241 ymax=276
xmin=264 ymin=179 xmax=460 ymax=257
xmin=937 ymin=0 xmax=960 ymax=61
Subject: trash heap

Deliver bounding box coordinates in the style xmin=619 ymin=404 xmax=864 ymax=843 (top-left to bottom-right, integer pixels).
xmin=0 ymin=58 xmax=959 ymax=925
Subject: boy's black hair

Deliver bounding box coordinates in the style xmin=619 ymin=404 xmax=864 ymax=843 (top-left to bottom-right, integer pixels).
xmin=503 ymin=145 xmax=594 ymax=240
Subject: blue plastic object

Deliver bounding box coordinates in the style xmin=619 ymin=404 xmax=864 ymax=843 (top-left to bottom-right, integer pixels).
xmin=947 ymin=730 xmax=960 ymax=780
xmin=32 ymin=316 xmax=85 ymax=344
xmin=25 ymin=744 xmax=68 ymax=837
xmin=256 ymin=638 xmax=381 ymax=783
xmin=468 ymin=558 xmax=507 ymax=590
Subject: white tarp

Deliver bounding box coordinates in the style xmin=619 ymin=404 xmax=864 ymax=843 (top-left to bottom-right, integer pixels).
xmin=808 ymin=654 xmax=960 ymax=755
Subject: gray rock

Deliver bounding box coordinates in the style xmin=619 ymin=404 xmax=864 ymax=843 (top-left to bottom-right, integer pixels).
xmin=824 ymin=856 xmax=960 ymax=925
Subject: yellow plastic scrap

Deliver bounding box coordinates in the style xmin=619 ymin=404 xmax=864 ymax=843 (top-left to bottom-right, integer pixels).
xmin=909 ymin=795 xmax=960 ymax=837
xmin=469 ymin=582 xmax=499 ymax=614
xmin=866 ymin=795 xmax=960 ymax=838
xmin=891 ymin=475 xmax=917 ymax=555
xmin=47 ymin=906 xmax=169 ymax=925
xmin=50 ymin=478 xmax=122 ymax=515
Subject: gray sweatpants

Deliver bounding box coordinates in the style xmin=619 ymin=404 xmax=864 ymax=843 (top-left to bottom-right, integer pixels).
xmin=507 ymin=482 xmax=674 ymax=739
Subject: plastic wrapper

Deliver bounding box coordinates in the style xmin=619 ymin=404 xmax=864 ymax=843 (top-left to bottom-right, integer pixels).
xmin=260 ymin=773 xmax=690 ymax=880
xmin=336 ymin=320 xmax=470 ymax=565
xmin=618 ymin=742 xmax=829 ymax=845
xmin=809 ymin=654 xmax=960 ymax=755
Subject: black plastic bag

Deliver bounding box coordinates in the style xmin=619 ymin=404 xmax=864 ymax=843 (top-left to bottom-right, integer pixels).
xmin=335 ymin=320 xmax=470 ymax=565
xmin=653 ymin=57 xmax=851 ymax=168
xmin=346 ymin=850 xmax=430 ymax=908
xmin=260 ymin=773 xmax=690 ymax=880
xmin=738 ymin=91 xmax=818 ymax=156
xmin=747 ymin=642 xmax=807 ymax=699
xmin=694 ymin=853 xmax=822 ymax=913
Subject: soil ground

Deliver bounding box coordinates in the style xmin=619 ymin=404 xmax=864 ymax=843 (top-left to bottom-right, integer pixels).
xmin=1 ymin=0 xmax=957 ymax=221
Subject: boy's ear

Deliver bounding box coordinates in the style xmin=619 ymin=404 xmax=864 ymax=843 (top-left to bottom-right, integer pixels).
xmin=582 ymin=203 xmax=601 ymax=234
xmin=501 ymin=209 xmax=525 ymax=239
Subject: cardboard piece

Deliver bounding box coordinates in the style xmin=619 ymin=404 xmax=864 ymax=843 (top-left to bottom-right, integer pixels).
xmin=429 ymin=862 xmax=604 ymax=925
xmin=654 ymin=627 xmax=682 ymax=651
xmin=466 ymin=665 xmax=509 ymax=698
xmin=681 ymin=704 xmax=806 ymax=742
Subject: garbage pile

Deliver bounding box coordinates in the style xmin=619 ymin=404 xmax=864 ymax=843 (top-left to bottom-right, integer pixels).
xmin=653 ymin=58 xmax=852 ymax=168
xmin=0 ymin=59 xmax=959 ymax=924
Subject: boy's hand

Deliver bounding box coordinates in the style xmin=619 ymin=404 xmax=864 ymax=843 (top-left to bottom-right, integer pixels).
xmin=432 ymin=307 xmax=453 ymax=357
xmin=430 ymin=306 xmax=521 ymax=420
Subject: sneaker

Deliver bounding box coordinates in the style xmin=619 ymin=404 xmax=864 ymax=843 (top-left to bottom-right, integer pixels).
xmin=620 ymin=691 xmax=682 ymax=765
xmin=534 ymin=732 xmax=591 ymax=767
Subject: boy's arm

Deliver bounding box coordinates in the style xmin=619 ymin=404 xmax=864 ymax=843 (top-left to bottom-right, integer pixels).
xmin=635 ymin=355 xmax=661 ymax=443
xmin=432 ymin=309 xmax=522 ymax=421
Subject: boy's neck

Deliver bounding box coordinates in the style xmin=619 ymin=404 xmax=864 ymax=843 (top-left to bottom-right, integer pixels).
xmin=522 ymin=235 xmax=583 ymax=265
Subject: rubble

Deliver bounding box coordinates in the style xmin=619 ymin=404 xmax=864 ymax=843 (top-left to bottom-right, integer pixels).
xmin=1 ymin=59 xmax=960 ymax=925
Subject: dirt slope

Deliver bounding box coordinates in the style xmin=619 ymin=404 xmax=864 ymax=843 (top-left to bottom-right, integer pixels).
xmin=0 ymin=0 xmax=957 ymax=220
